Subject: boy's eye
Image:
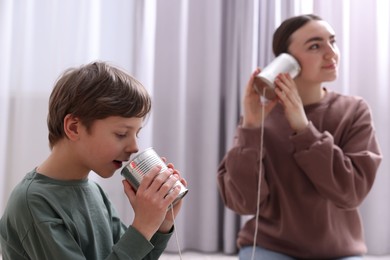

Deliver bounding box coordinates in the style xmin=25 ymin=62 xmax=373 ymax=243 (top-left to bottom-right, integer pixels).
xmin=116 ymin=133 xmax=127 ymax=139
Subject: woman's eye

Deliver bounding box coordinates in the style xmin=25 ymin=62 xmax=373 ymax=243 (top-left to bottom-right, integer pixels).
xmin=309 ymin=44 xmax=320 ymax=50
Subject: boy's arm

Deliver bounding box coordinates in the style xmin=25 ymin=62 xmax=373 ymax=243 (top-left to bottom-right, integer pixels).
xmin=109 ymin=225 xmax=173 ymax=260
xmin=18 ymin=221 xmax=172 ymax=260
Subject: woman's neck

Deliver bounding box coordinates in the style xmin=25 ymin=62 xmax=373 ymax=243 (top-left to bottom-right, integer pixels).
xmin=296 ymin=81 xmax=326 ymax=106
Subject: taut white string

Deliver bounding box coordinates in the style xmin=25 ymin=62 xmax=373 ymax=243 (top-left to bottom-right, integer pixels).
xmin=170 ymin=204 xmax=183 ymax=260
xmin=251 ymin=88 xmax=266 ymax=260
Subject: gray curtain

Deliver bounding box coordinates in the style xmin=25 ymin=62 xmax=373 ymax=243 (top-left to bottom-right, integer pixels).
xmin=218 ymin=0 xmax=257 ymax=254
xmin=150 ymin=0 xmax=224 ymax=252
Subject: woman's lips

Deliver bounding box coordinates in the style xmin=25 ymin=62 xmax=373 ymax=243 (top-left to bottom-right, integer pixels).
xmin=323 ymin=63 xmax=337 ymax=69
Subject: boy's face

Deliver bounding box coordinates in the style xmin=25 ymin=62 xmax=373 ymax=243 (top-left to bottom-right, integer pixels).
xmin=76 ymin=116 xmax=143 ymax=178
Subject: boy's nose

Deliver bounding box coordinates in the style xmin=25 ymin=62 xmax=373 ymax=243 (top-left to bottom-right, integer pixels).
xmin=125 ymin=140 xmax=138 ymax=155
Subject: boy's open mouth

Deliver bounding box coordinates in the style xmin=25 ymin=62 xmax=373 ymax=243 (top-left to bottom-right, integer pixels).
xmin=113 ymin=160 xmax=123 ymax=168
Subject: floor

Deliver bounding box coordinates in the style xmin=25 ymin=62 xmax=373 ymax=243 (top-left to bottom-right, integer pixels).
xmin=0 ymin=252 xmax=388 ymax=259
xmin=161 ymin=252 xmax=236 ymax=259
xmin=160 ymin=252 xmax=390 ymax=260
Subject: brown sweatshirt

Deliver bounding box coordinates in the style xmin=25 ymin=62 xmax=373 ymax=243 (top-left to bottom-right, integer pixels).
xmin=217 ymin=90 xmax=382 ymax=259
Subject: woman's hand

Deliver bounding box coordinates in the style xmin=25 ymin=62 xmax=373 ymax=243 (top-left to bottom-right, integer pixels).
xmin=274 ymin=73 xmax=308 ymax=132
xmin=243 ymin=68 xmax=278 ymax=128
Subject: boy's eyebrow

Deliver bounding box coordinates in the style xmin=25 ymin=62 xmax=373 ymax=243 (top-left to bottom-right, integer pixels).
xmin=123 ymin=125 xmax=143 ymax=132
xmin=304 ymin=34 xmax=336 ymax=45
xmin=118 ymin=124 xmax=140 ymax=131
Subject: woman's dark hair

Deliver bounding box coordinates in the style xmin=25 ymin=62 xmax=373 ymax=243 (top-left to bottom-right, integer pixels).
xmin=47 ymin=61 xmax=151 ymax=149
xmin=272 ymin=14 xmax=322 ymax=56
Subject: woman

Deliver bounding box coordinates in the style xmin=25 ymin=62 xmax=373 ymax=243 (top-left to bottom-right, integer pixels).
xmin=217 ymin=14 xmax=382 ymax=260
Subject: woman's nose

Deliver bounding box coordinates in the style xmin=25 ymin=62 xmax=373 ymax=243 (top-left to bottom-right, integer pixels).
xmin=324 ymin=43 xmax=338 ymax=59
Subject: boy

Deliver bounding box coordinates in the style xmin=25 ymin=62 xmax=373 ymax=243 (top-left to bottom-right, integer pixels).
xmin=0 ymin=61 xmax=186 ymax=259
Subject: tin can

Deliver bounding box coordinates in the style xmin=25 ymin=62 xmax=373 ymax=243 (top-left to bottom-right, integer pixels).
xmin=254 ymin=53 xmax=301 ymax=100
xmin=121 ymin=147 xmax=188 ymax=208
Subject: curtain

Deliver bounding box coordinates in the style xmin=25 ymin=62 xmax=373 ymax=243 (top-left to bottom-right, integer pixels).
xmin=0 ymin=0 xmax=389 ymax=256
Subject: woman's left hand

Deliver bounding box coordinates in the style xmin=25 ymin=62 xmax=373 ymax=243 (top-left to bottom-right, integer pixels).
xmin=274 ymin=73 xmax=309 ymax=133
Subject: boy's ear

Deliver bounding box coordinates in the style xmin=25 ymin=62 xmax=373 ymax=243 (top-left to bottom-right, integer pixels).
xmin=63 ymin=114 xmax=80 ymax=141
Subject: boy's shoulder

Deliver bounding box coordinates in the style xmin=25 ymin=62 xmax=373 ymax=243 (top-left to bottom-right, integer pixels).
xmin=1 ymin=170 xmax=111 ymax=233
xmin=3 ymin=170 xmax=98 ymax=221
xmin=0 ymin=170 xmax=43 ymax=234
xmin=4 ymin=170 xmax=37 ymax=212
xmin=10 ymin=169 xmax=84 ymax=201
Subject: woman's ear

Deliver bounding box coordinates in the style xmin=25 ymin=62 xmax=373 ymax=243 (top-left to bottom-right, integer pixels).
xmin=63 ymin=114 xmax=80 ymax=141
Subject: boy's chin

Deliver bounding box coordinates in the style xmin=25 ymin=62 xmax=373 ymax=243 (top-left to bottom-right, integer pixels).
xmin=92 ymin=170 xmax=116 ymax=179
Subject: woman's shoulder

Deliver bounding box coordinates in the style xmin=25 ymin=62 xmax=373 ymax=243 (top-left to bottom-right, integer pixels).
xmin=326 ymin=89 xmax=369 ymax=108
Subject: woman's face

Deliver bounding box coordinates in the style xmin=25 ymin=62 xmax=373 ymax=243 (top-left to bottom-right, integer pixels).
xmin=288 ymin=20 xmax=339 ymax=84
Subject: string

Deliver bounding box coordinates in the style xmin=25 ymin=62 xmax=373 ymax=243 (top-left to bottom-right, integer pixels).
xmin=251 ymin=88 xmax=266 ymax=260
xmin=170 ymin=204 xmax=183 ymax=260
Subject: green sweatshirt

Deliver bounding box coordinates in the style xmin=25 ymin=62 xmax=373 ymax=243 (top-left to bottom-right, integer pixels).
xmin=0 ymin=170 xmax=172 ymax=260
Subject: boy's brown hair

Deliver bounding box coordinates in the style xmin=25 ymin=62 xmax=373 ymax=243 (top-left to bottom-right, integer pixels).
xmin=47 ymin=61 xmax=151 ymax=149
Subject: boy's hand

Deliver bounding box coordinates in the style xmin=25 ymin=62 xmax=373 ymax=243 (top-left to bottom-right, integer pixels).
xmin=158 ymin=162 xmax=187 ymax=233
xmin=123 ymin=164 xmax=185 ymax=240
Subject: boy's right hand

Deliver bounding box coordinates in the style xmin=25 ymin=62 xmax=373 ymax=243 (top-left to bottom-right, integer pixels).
xmin=122 ymin=165 xmax=181 ymax=240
